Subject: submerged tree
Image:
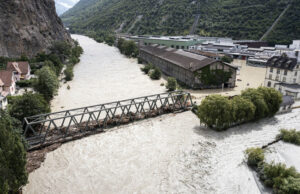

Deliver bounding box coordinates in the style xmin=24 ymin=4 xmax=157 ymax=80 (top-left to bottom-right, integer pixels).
xmin=166 ymin=77 xmax=177 ymax=91
xmin=257 ymin=87 xmax=282 ymax=116
xmin=231 ymin=96 xmax=255 ymax=123
xmin=241 ymin=88 xmax=269 ymax=120
xmin=197 ymin=95 xmax=232 ymax=130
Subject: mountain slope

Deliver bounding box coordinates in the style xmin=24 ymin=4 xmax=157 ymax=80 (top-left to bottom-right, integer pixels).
xmin=0 ymin=0 xmax=72 ymax=58
xmin=55 ymin=0 xmax=79 ymax=15
xmin=61 ymin=0 xmax=299 ymax=44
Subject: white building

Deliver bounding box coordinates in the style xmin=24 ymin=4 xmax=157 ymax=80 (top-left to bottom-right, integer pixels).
xmin=264 ymin=55 xmax=300 ymax=99
xmin=0 ymin=79 xmax=8 ymax=110
xmin=0 ymin=70 xmax=17 ymax=95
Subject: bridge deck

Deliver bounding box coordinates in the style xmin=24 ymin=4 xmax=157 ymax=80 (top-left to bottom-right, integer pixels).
xmin=24 ymin=91 xmax=194 ymax=150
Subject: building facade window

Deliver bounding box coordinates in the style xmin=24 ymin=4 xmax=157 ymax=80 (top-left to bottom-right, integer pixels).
xmin=269 ymin=74 xmax=272 ymax=80
xmin=295 ymin=71 xmax=298 ymax=76
xmin=275 ymin=75 xmax=279 ymax=81
xmin=283 ymin=77 xmax=286 ymax=82
xmin=270 ymin=68 xmax=273 ymax=73
xmin=267 ymin=81 xmax=272 ymax=87
xmin=293 ymin=78 xmax=297 ymax=83
xmin=284 ymin=70 xmax=288 ymax=75
xmin=277 ymin=69 xmax=280 ymax=74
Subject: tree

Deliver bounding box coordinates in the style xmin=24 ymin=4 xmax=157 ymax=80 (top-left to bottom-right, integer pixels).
xmin=231 ymin=96 xmax=255 ymax=123
xmin=257 ymin=87 xmax=282 ymax=116
xmin=141 ymin=64 xmax=153 ymax=74
xmin=50 ymin=41 xmax=72 ymax=61
xmin=64 ymin=65 xmax=74 ymax=81
xmin=150 ymin=67 xmax=162 ymax=80
xmin=221 ymin=55 xmax=233 ymax=63
xmin=241 ymin=88 xmax=269 ymax=120
xmin=8 ymin=92 xmax=51 ymax=122
xmin=0 ymin=111 xmax=28 ymax=193
xmin=166 ymin=77 xmax=177 ymax=91
xmin=34 ymin=66 xmax=59 ymax=101
xmin=197 ymin=95 xmax=233 ymax=130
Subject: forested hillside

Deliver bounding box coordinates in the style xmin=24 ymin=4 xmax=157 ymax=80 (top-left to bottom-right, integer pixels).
xmin=61 ymin=0 xmax=300 ymax=44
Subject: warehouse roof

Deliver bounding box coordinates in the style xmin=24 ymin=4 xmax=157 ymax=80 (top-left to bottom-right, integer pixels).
xmin=140 ymin=45 xmax=224 ymax=71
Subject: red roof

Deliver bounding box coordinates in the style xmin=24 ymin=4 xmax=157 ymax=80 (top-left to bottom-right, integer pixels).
xmin=7 ymin=61 xmax=30 ymax=75
xmin=0 ymin=70 xmax=14 ymax=87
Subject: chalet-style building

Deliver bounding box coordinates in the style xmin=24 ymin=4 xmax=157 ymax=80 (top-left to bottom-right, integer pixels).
xmin=139 ymin=45 xmax=237 ymax=89
xmin=264 ymin=55 xmax=300 ymax=99
xmin=0 ymin=70 xmax=16 ymax=95
xmin=6 ymin=61 xmax=31 ymax=81
xmin=0 ymin=79 xmax=8 ymax=109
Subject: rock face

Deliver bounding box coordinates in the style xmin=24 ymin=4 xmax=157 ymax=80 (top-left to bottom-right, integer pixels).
xmin=0 ymin=0 xmax=72 ymax=58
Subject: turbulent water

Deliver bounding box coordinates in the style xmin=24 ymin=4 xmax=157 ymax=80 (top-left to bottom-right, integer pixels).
xmin=24 ymin=35 xmax=300 ymax=194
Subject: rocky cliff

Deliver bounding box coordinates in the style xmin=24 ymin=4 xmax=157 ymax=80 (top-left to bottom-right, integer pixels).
xmin=0 ymin=0 xmax=72 ymax=58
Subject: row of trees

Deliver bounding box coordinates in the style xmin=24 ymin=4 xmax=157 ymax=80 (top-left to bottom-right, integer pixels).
xmin=117 ymin=38 xmax=139 ymax=58
xmin=197 ymin=87 xmax=282 ymax=130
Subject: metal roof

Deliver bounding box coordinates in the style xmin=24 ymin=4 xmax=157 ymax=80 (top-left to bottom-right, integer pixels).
xmin=140 ymin=45 xmax=217 ymax=72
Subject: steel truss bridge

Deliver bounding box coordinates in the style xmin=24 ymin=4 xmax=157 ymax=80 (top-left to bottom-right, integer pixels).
xmin=23 ymin=91 xmax=193 ymax=150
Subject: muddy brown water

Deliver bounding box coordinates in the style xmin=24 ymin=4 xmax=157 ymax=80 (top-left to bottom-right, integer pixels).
xmin=23 ymin=35 xmax=300 ymax=194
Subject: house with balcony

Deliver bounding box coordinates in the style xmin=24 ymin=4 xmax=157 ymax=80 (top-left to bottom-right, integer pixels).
xmin=264 ymin=55 xmax=300 ymax=99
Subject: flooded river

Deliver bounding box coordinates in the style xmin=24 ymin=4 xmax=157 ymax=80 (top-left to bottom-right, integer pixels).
xmin=24 ymin=35 xmax=300 ymax=194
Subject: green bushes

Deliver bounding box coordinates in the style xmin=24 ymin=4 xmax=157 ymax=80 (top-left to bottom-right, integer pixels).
xmin=197 ymin=87 xmax=282 ymax=130
xmin=140 ymin=64 xmax=162 ymax=80
xmin=259 ymin=163 xmax=300 ymax=193
xmin=150 ymin=67 xmax=162 ymax=80
xmin=16 ymin=79 xmax=35 ymax=88
xmin=245 ymin=148 xmax=264 ymax=167
xmin=245 ymin=147 xmax=300 ymax=194
xmin=141 ymin=64 xmax=153 ymax=74
xmin=277 ymin=129 xmax=300 ymax=145
xmin=8 ymin=93 xmax=50 ymax=122
xmin=64 ymin=65 xmax=74 ymax=81
xmin=117 ymin=38 xmax=139 ymax=58
xmin=166 ymin=77 xmax=177 ymax=91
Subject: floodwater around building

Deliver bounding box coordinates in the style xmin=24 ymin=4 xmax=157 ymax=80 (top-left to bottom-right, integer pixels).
xmin=23 ymin=35 xmax=300 ymax=194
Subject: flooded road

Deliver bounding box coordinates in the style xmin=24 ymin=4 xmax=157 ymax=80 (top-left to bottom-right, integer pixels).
xmin=23 ymin=35 xmax=300 ymax=194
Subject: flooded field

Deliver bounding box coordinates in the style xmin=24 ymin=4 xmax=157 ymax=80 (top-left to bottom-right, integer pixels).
xmin=23 ymin=35 xmax=300 ymax=194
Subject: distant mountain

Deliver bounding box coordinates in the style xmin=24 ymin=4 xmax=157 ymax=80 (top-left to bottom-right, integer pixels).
xmin=55 ymin=0 xmax=79 ymax=15
xmin=61 ymin=0 xmax=300 ymax=44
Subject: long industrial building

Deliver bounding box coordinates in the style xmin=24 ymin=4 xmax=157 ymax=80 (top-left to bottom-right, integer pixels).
xmin=139 ymin=44 xmax=237 ymax=89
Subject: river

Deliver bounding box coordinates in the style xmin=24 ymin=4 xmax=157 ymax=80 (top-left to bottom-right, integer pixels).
xmin=23 ymin=35 xmax=300 ymax=194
